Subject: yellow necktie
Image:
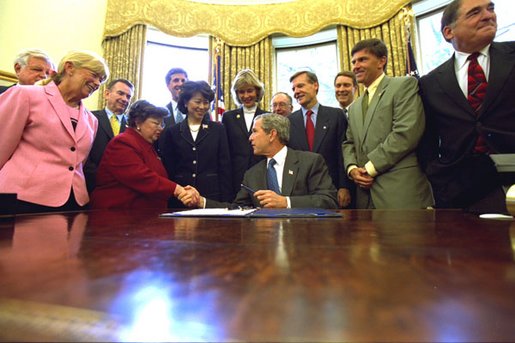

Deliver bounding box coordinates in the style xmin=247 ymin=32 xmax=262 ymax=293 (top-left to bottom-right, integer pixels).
xmin=110 ymin=115 xmax=120 ymax=136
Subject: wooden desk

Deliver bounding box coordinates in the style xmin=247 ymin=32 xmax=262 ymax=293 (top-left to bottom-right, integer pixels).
xmin=0 ymin=209 xmax=514 ymax=342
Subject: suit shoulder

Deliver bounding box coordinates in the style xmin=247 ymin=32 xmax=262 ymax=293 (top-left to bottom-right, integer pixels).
xmin=288 ymin=148 xmax=322 ymax=161
xmin=91 ymin=109 xmax=105 ymax=117
xmin=492 ymin=41 xmax=515 ymax=53
xmin=319 ymin=104 xmax=344 ymax=114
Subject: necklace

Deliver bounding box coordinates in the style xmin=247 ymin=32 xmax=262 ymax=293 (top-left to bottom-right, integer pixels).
xmin=189 ymin=124 xmax=201 ymax=132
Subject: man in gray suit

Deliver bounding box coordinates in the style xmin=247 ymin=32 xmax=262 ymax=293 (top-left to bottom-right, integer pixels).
xmin=194 ymin=113 xmax=337 ymax=209
xmin=343 ymin=38 xmax=433 ymax=209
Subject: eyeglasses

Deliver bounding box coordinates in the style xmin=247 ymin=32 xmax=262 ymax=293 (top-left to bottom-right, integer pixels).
xmin=272 ymin=102 xmax=290 ymax=108
xmin=148 ymin=119 xmax=165 ymax=128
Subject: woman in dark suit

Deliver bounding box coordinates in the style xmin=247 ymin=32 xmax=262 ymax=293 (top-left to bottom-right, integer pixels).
xmin=222 ymin=69 xmax=267 ymax=200
xmin=91 ymin=100 xmax=197 ymax=209
xmin=162 ymin=81 xmax=232 ymax=208
xmin=0 ymin=50 xmax=108 ymax=214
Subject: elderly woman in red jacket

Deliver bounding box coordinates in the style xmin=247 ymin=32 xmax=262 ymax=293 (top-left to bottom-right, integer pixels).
xmin=91 ymin=100 xmax=197 ymax=209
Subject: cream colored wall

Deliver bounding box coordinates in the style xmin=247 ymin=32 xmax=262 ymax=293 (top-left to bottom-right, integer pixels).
xmin=0 ymin=0 xmax=108 ymax=109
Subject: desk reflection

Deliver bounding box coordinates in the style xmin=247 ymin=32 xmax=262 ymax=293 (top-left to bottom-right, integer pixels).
xmin=0 ymin=209 xmax=514 ymax=342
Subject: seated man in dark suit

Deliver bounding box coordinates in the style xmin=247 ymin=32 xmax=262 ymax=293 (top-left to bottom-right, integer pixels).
xmin=188 ymin=113 xmax=337 ymax=209
xmin=84 ymin=78 xmax=134 ymax=193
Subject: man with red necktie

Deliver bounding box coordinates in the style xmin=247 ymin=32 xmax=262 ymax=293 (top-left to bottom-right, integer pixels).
xmin=287 ymin=70 xmax=353 ymax=208
xmin=419 ymin=0 xmax=515 ymax=213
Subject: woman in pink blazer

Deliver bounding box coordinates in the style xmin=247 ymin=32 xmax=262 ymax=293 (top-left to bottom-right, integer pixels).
xmin=0 ymin=50 xmax=109 ymax=214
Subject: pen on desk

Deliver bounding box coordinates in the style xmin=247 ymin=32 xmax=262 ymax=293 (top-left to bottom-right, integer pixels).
xmin=240 ymin=183 xmax=256 ymax=194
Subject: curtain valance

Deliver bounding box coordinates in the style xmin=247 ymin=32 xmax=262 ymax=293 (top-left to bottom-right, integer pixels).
xmin=104 ymin=0 xmax=411 ymax=46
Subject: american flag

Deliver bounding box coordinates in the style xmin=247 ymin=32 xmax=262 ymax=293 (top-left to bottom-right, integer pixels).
xmin=212 ymin=53 xmax=225 ymax=121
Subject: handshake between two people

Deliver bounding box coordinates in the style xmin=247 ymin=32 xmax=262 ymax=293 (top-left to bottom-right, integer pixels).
xmin=173 ymin=185 xmax=289 ymax=208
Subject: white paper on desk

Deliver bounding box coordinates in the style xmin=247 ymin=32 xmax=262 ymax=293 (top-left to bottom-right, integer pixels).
xmin=161 ymin=208 xmax=257 ymax=217
xmin=490 ymin=154 xmax=515 ymax=172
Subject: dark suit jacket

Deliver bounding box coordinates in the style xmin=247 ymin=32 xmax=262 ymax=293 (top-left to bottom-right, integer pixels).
xmin=288 ymin=104 xmax=351 ymax=190
xmin=419 ymin=42 xmax=515 ymax=208
xmin=84 ymin=109 xmax=126 ymax=193
xmin=0 ymin=84 xmax=13 ymax=95
xmin=222 ymin=106 xmax=267 ymax=199
xmin=162 ymin=118 xmax=232 ymax=208
xmin=90 ymin=128 xmax=176 ymax=209
xmin=206 ymin=148 xmax=338 ymax=209
xmin=156 ymin=103 xmax=210 ymax=157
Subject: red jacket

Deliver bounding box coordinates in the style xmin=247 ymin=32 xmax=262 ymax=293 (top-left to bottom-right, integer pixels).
xmin=91 ymin=128 xmax=177 ymax=209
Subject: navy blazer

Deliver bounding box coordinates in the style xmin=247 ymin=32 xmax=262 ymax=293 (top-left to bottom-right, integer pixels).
xmin=84 ymin=109 xmax=126 ymax=193
xmin=156 ymin=102 xmax=210 ymax=157
xmin=288 ymin=104 xmax=351 ymax=190
xmin=222 ymin=106 xmax=267 ymax=199
xmin=419 ymin=41 xmax=515 ymax=208
xmin=162 ymin=117 xmax=232 ymax=208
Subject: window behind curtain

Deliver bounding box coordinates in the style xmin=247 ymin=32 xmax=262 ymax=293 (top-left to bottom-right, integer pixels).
xmin=141 ymin=29 xmax=209 ymax=107
xmin=273 ymin=29 xmax=340 ymax=111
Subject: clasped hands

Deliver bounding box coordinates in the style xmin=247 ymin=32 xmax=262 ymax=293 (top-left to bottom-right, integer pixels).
xmin=175 ymin=186 xmax=288 ymax=208
xmin=350 ymin=167 xmax=374 ymax=189
xmin=175 ymin=185 xmax=201 ymax=207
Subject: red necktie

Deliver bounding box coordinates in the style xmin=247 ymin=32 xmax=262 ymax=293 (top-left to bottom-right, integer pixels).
xmin=467 ymin=52 xmax=488 ymax=153
xmin=305 ymin=110 xmax=315 ymax=151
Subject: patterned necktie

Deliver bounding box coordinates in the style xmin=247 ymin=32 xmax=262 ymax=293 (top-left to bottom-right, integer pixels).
xmin=362 ymin=90 xmax=369 ymax=124
xmin=305 ymin=110 xmax=315 ymax=151
xmin=267 ymin=158 xmax=280 ymax=194
xmin=467 ymin=52 xmax=487 ymax=113
xmin=175 ymin=111 xmax=184 ymax=124
xmin=467 ymin=52 xmax=489 ymax=153
xmin=110 ymin=115 xmax=120 ymax=136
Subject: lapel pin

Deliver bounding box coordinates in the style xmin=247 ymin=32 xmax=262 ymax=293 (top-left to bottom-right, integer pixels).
xmin=202 ymin=124 xmax=208 ymax=129
xmin=289 ymin=170 xmax=294 ymax=175
xmin=236 ymin=114 xmax=241 ymax=119
xmin=323 ymin=126 xmax=327 ymax=130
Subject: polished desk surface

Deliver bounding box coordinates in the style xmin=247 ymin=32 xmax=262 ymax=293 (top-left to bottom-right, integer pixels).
xmin=0 ymin=209 xmax=514 ymax=342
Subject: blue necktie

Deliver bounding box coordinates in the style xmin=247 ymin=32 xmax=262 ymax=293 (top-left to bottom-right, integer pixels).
xmin=267 ymin=158 xmax=280 ymax=194
xmin=175 ymin=111 xmax=183 ymax=124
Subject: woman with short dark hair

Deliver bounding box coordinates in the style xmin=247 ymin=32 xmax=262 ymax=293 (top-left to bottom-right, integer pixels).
xmin=91 ymin=100 xmax=196 ymax=209
xmin=163 ymin=81 xmax=232 ymax=208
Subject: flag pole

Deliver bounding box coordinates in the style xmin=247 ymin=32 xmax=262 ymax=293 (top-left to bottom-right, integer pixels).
xmin=214 ymin=38 xmax=222 ymax=121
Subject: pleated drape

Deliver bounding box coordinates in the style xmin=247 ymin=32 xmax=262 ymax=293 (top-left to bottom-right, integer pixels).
xmin=337 ymin=6 xmax=416 ymax=80
xmin=98 ymin=24 xmax=147 ymax=109
xmin=209 ymin=37 xmax=273 ymax=112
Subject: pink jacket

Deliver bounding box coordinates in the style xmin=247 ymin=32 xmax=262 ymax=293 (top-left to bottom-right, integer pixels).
xmin=0 ymin=82 xmax=98 ymax=207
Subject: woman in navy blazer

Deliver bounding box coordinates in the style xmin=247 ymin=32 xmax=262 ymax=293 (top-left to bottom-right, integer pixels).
xmin=162 ymin=81 xmax=232 ymax=208
xmin=91 ymin=100 xmax=197 ymax=209
xmin=222 ymin=69 xmax=267 ymax=200
xmin=0 ymin=50 xmax=109 ymax=214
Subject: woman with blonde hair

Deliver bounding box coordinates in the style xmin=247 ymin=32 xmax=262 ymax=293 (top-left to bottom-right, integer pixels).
xmin=222 ymin=69 xmax=267 ymax=199
xmin=0 ymin=50 xmax=109 ymax=214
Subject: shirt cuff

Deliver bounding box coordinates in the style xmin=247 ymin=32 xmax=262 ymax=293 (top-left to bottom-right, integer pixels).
xmin=365 ymin=161 xmax=378 ymax=177
xmin=347 ymin=164 xmax=358 ymax=177
xmin=286 ymin=196 xmax=291 ymax=209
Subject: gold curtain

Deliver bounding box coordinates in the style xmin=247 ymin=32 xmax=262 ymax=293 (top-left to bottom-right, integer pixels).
xmin=104 ymin=0 xmax=411 ymax=47
xmin=98 ymin=24 xmax=147 ymax=109
xmin=337 ymin=6 xmax=416 ymax=79
xmin=210 ymin=37 xmax=274 ymax=112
